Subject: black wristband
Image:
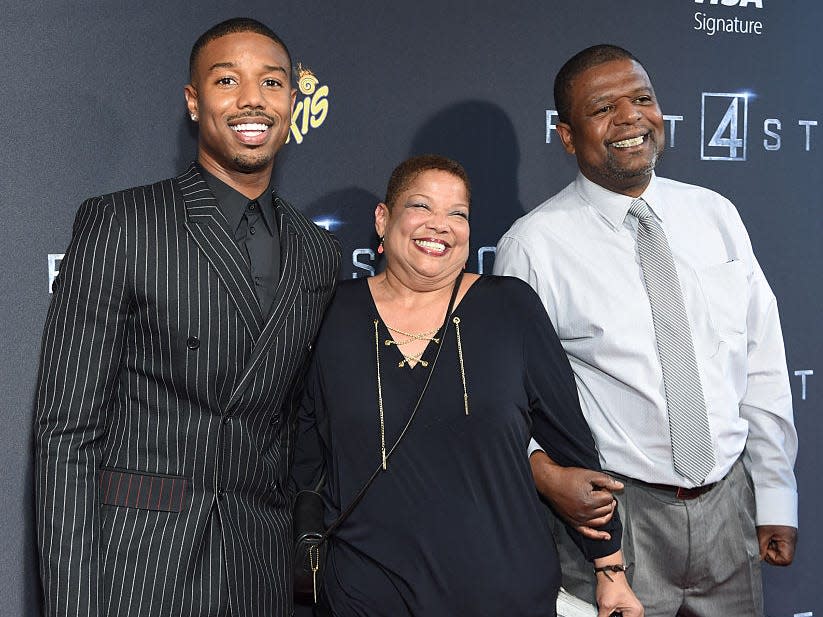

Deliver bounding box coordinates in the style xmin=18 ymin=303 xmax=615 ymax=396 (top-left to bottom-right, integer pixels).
xmin=593 ymin=563 xmax=632 ymax=582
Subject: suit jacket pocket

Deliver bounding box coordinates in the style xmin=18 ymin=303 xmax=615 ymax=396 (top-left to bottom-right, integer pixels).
xmin=99 ymin=467 xmax=189 ymax=512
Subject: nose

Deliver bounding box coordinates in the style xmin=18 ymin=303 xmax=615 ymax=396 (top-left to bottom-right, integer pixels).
xmin=426 ymin=211 xmax=449 ymax=233
xmin=237 ymin=80 xmax=265 ymax=109
xmin=613 ymin=98 xmax=641 ymax=124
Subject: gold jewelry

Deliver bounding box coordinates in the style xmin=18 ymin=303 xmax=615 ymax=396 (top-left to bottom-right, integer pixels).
xmin=372 ymin=273 xmax=470 ymax=470
xmin=397 ymin=352 xmax=427 ymax=368
xmin=374 ymin=320 xmax=387 ymax=470
xmin=384 ymin=323 xmax=440 ymax=367
xmin=453 ymin=317 xmax=469 ymax=415
xmin=385 ymin=324 xmax=440 ymax=342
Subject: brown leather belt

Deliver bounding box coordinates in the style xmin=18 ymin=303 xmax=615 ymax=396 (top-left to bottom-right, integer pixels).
xmin=644 ymin=482 xmax=717 ymax=500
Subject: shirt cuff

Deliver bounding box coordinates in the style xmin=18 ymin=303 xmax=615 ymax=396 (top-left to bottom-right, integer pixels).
xmin=528 ymin=438 xmax=544 ymax=457
xmin=754 ymin=486 xmax=798 ymax=528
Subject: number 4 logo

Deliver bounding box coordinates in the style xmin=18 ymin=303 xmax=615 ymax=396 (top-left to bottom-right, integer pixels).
xmin=701 ymin=92 xmax=749 ymax=161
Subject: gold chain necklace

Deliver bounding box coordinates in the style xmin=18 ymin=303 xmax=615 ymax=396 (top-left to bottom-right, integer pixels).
xmin=383 ymin=323 xmax=441 ymax=368
xmin=373 ymin=314 xmax=471 ymax=470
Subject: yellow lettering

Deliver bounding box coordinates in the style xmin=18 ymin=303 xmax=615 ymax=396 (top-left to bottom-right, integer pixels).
xmin=289 ymin=101 xmax=305 ymax=144
xmin=310 ymin=86 xmax=330 ymax=129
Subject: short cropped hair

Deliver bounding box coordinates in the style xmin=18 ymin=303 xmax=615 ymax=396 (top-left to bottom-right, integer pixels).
xmin=384 ymin=155 xmax=471 ymax=208
xmin=189 ymin=17 xmax=293 ymax=80
xmin=553 ymin=44 xmax=642 ymax=124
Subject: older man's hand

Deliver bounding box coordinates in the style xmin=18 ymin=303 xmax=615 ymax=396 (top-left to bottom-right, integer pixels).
xmin=530 ymin=450 xmax=622 ymax=540
xmin=757 ymin=525 xmax=797 ymax=566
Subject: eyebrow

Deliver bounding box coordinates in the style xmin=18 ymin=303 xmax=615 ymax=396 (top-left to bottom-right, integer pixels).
xmin=406 ymin=193 xmax=469 ymax=208
xmin=588 ymin=87 xmax=653 ymax=106
xmin=207 ymin=62 xmax=289 ymax=76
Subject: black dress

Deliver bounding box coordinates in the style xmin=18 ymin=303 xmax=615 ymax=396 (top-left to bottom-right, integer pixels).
xmin=294 ymin=276 xmax=620 ymax=617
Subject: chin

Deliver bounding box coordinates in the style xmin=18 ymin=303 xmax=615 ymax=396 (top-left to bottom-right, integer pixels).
xmin=231 ymin=152 xmax=275 ymax=173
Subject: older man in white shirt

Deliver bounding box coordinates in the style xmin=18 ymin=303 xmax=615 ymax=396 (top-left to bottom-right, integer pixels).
xmin=495 ymin=44 xmax=797 ymax=617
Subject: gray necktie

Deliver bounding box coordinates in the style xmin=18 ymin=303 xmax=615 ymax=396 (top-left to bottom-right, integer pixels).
xmin=628 ymin=197 xmax=715 ymax=484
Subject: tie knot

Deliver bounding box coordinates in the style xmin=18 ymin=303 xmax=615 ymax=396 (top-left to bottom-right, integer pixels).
xmin=628 ymin=197 xmax=653 ymax=222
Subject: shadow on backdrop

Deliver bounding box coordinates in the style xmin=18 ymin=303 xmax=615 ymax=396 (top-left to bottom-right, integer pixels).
xmin=175 ymin=112 xmax=199 ymax=173
xmin=304 ymin=187 xmax=382 ymax=280
xmin=409 ymin=101 xmax=522 ymax=274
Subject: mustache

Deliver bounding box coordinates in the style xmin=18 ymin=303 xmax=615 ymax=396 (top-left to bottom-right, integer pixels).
xmin=227 ymin=111 xmax=276 ymax=124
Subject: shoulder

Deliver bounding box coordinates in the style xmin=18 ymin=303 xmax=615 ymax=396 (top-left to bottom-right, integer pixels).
xmin=323 ymin=278 xmax=369 ymax=318
xmin=656 ymin=176 xmax=737 ymax=212
xmin=78 ymin=175 xmax=178 ymax=225
xmin=655 ymin=176 xmax=744 ymax=230
xmin=499 ymin=180 xmax=580 ymax=246
xmin=314 ymin=278 xmax=370 ymax=348
xmin=276 ymin=196 xmax=341 ymax=253
xmin=470 ymin=275 xmax=546 ymax=315
xmin=656 ymin=175 xmax=727 ymax=200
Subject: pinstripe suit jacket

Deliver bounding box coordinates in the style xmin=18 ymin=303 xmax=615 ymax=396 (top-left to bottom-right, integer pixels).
xmin=34 ymin=163 xmax=341 ymax=617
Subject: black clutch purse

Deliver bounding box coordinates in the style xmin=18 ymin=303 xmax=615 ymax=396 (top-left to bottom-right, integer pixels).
xmin=293 ymin=489 xmax=327 ymax=604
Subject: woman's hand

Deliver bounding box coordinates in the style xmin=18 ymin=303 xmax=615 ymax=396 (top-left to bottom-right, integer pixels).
xmin=593 ymin=551 xmax=643 ymax=617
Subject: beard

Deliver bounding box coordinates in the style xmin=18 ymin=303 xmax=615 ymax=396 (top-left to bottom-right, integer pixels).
xmin=232 ymin=150 xmax=275 ymax=173
xmin=603 ymin=133 xmax=664 ymax=181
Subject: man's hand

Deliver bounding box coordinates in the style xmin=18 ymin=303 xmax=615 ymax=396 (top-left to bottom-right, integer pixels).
xmin=530 ymin=450 xmax=622 ymax=540
xmin=757 ymin=525 xmax=797 ymax=566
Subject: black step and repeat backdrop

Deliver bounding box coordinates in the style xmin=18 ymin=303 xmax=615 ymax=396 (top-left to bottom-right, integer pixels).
xmin=2 ymin=1 xmax=819 ymax=615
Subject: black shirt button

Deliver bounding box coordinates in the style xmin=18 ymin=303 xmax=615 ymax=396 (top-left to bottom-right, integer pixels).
xmin=248 ymin=202 xmax=256 ymax=211
xmin=186 ymin=336 xmax=200 ymax=350
xmin=249 ymin=226 xmax=256 ymax=235
xmin=217 ymin=490 xmax=224 ymax=501
xmin=222 ymin=416 xmax=231 ymax=425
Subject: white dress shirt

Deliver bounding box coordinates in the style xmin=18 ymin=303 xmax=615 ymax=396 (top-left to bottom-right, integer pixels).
xmin=495 ymin=172 xmax=798 ymax=527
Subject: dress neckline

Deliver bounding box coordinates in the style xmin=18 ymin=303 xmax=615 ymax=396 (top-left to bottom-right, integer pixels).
xmin=364 ymin=275 xmax=484 ymax=371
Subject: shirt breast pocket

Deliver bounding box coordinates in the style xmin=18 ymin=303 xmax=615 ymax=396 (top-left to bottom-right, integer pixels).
xmin=696 ymin=260 xmax=749 ymax=339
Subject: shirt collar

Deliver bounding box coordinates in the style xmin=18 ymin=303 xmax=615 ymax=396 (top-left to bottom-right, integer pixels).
xmin=574 ymin=172 xmax=664 ymax=229
xmin=196 ymin=163 xmax=278 ymax=236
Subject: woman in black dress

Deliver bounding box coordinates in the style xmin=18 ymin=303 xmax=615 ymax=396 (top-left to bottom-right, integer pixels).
xmin=294 ymin=155 xmax=642 ymax=617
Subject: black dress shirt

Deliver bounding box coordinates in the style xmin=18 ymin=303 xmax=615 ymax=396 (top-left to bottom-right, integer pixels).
xmin=198 ymin=164 xmax=280 ymax=316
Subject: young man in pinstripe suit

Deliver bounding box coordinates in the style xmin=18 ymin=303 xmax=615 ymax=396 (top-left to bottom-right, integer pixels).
xmin=34 ymin=18 xmax=340 ymax=617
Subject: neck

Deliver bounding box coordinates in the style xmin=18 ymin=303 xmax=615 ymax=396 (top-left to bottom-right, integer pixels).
xmin=197 ymin=155 xmax=273 ymax=199
xmin=582 ymin=169 xmax=652 ymax=198
xmin=376 ymin=267 xmax=460 ymax=307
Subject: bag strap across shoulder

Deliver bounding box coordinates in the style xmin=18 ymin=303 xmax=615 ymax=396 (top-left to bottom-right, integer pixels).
xmin=323 ymin=271 xmax=465 ymax=540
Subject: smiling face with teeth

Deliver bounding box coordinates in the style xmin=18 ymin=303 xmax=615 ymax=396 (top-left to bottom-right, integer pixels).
xmin=184 ymin=31 xmax=296 ymax=192
xmin=375 ymin=169 xmax=470 ymax=291
xmin=555 ymin=58 xmax=665 ymax=197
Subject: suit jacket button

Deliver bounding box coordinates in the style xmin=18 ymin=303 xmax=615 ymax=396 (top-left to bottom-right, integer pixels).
xmin=222 ymin=416 xmax=231 ymax=425
xmin=186 ymin=336 xmax=200 ymax=350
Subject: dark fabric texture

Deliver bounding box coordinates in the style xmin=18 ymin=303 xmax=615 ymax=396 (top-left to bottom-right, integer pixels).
xmin=198 ymin=164 xmax=281 ymax=314
xmin=293 ymin=276 xmax=620 ymax=617
xmin=34 ymin=163 xmax=341 ymax=617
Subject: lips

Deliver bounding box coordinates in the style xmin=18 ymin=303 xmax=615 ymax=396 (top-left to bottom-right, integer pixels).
xmin=413 ymin=238 xmax=449 ymax=255
xmin=228 ymin=115 xmax=274 ymax=145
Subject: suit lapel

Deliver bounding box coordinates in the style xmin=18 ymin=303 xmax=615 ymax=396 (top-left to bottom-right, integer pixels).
xmin=226 ymin=196 xmax=304 ymax=411
xmin=177 ymin=164 xmax=263 ymax=338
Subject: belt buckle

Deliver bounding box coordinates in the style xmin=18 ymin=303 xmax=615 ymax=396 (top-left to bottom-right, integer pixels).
xmin=675 ymin=486 xmax=693 ymax=499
